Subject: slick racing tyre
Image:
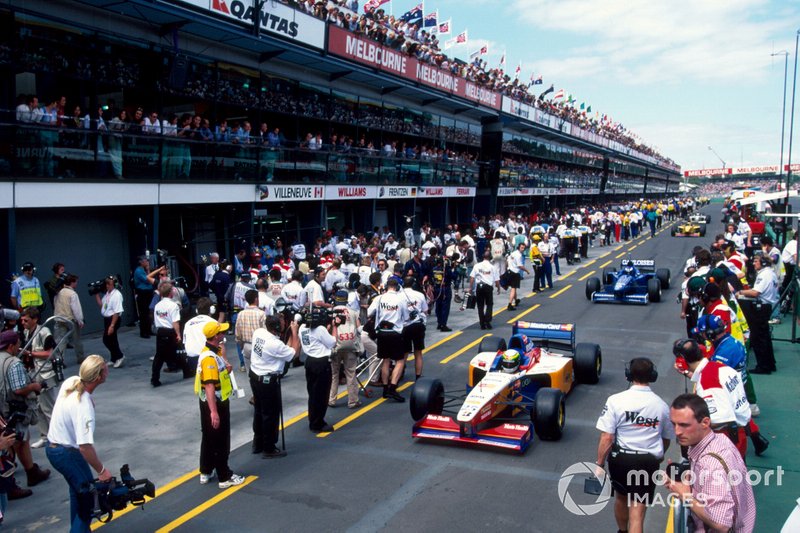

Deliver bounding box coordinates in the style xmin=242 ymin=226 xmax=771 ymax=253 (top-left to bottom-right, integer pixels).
xmin=602 ymin=267 xmax=616 ymax=285
xmin=671 ymin=228 xmax=677 ymax=237
xmin=699 ymin=224 xmax=706 ymax=237
xmin=647 ymin=278 xmax=661 ymax=302
xmin=479 ymin=337 xmax=507 ymax=354
xmin=656 ymin=268 xmax=671 ymax=290
xmin=410 ymin=378 xmax=445 ymax=422
xmin=585 ymin=277 xmax=601 ymax=300
xmin=532 ymin=388 xmax=565 ymax=441
xmin=574 ymin=343 xmax=602 ymax=384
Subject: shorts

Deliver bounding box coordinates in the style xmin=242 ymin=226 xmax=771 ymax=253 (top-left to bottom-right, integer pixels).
xmin=376 ymin=330 xmax=405 ymax=361
xmin=507 ymin=271 xmax=521 ymax=289
xmin=403 ymin=322 xmax=426 ymax=352
xmin=608 ymin=448 xmax=660 ymax=501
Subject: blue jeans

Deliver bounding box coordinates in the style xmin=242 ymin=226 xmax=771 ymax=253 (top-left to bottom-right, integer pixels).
xmin=46 ymin=445 xmax=94 ymax=533
xmin=230 ymin=311 xmax=244 ymax=366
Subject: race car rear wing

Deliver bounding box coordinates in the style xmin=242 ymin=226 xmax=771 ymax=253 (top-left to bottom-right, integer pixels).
xmin=512 ymin=321 xmax=575 ymax=353
xmin=630 ymin=259 xmax=655 ymax=272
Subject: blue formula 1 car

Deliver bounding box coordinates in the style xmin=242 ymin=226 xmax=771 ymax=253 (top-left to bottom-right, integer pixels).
xmin=585 ymin=259 xmax=670 ymax=304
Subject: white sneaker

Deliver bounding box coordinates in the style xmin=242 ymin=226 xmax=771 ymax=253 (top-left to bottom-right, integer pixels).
xmin=219 ymin=474 xmax=245 ymax=489
xmin=149 ymin=356 xmax=155 ymax=361
xmin=113 ymin=357 xmax=125 ymax=368
xmin=31 ymin=438 xmax=48 ymax=449
xmin=199 ymin=471 xmax=215 ymax=485
xmin=750 ymin=404 xmax=761 ymax=417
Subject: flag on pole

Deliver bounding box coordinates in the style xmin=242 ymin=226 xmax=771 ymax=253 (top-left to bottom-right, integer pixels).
xmin=364 ymin=0 xmax=391 ymax=13
xmin=455 ymin=30 xmax=468 ymax=44
xmin=553 ymin=88 xmax=565 ymax=100
xmin=579 ymin=102 xmax=585 ymax=110
xmin=444 ymin=38 xmax=456 ymax=49
xmin=424 ymin=10 xmax=438 ymax=28
xmin=499 ymin=52 xmax=506 ymax=68
xmin=469 ymin=45 xmax=487 ymax=60
xmin=437 ymin=19 xmax=451 ymax=35
xmin=587 ymin=106 xmax=592 ymax=113
xmin=566 ymin=94 xmax=576 ymax=105
xmin=539 ymin=84 xmax=555 ymax=99
xmin=533 ymin=75 xmax=543 ymax=85
xmin=400 ymin=3 xmax=423 ymax=24
xmin=514 ymin=62 xmax=521 ymax=79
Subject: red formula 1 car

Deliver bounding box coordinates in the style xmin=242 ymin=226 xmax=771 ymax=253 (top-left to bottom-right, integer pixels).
xmin=410 ymin=322 xmax=602 ymax=453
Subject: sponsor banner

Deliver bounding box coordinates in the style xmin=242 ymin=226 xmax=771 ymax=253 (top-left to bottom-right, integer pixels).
xmin=453 ymin=186 xmax=476 ymax=197
xmin=498 ymin=187 xmax=600 ymax=197
xmin=324 ymin=185 xmax=376 ymax=200
xmin=377 ymin=185 xmax=417 ymax=198
xmin=256 ymin=184 xmax=324 ymax=202
xmin=417 ymin=186 xmax=476 ymax=198
xmin=684 ymin=168 xmax=731 ymax=177
xmin=172 ymin=0 xmax=325 ymax=49
xmin=785 ymin=163 xmax=800 ymax=172
xmin=732 ymin=165 xmax=779 ymax=174
xmin=327 ymin=26 xmax=501 ymax=110
xmin=502 ymin=97 xmax=534 ymax=121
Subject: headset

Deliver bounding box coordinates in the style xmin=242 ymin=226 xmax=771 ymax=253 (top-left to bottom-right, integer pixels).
xmin=624 ymin=357 xmax=658 ymax=383
xmin=21 ymin=262 xmax=36 ymax=273
xmin=672 ymin=338 xmax=700 ymax=374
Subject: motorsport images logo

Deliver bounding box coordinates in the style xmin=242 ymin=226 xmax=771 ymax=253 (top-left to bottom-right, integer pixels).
xmin=558 ymin=462 xmax=612 ymax=516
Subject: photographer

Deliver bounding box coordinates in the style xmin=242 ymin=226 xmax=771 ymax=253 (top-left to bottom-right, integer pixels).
xmin=299 ymin=308 xmax=338 ymax=433
xmin=44 ymin=263 xmax=66 ymax=308
xmin=94 ymin=276 xmax=124 ymax=368
xmin=20 ymin=308 xmax=58 ymax=449
xmin=46 ymin=355 xmax=111 ymax=532
xmin=133 ymin=256 xmax=164 ymax=340
xmin=329 ymin=294 xmax=362 ymax=409
xmin=0 ymin=331 xmax=51 ymax=491
xmin=53 ymin=274 xmax=85 ymax=365
xmin=250 ymin=315 xmax=300 ymax=457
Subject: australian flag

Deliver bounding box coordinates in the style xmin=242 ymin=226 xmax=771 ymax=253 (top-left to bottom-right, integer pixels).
xmin=423 ymin=11 xmax=437 ymax=28
xmin=400 ymin=3 xmax=423 ymax=25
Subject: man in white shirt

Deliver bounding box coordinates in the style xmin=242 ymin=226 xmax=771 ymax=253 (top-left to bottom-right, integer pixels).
xmin=249 ymin=316 xmax=299 ymax=457
xmin=53 ymin=274 xmax=85 ymax=364
xmin=305 ymin=268 xmax=330 ymax=309
xmin=95 ymin=276 xmax=124 ymax=368
xmin=323 ymin=260 xmax=346 ymax=294
xmin=537 ymin=236 xmax=554 ymax=289
xmin=780 ymin=230 xmax=797 ymax=293
xmin=205 ymin=253 xmax=220 ymax=293
xmin=299 ymin=310 xmax=338 ymax=432
xmin=595 ymin=358 xmax=673 ymax=533
xmin=506 ymin=243 xmax=529 ymax=311
xmin=151 ymin=281 xmax=183 ymax=387
xmin=469 ymin=252 xmax=501 ymax=330
xmin=402 ymin=276 xmax=428 ymax=380
xmin=367 ymin=279 xmax=409 ymax=401
xmin=281 ymin=271 xmax=307 ymax=311
xmin=736 ymin=255 xmax=778 ymax=374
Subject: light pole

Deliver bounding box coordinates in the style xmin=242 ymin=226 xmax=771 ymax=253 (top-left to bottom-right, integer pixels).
xmin=708 ymin=145 xmax=726 ymax=168
xmin=785 ymin=29 xmax=799 ymax=245
xmin=772 ymin=51 xmax=789 ymax=189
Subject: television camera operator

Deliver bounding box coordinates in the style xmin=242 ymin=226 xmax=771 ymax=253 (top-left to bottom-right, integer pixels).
xmin=46 ymin=355 xmax=110 ymax=532
xmin=249 ymin=315 xmax=300 ymax=457
xmin=299 ymin=306 xmax=339 ymax=433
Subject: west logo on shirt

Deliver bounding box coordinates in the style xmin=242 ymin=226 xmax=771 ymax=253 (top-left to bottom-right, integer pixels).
xmin=379 ymin=302 xmax=399 ymax=311
xmin=624 ymin=411 xmax=660 ymax=429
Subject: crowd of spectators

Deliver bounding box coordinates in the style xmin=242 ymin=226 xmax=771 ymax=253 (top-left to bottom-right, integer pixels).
xmin=283 ymin=0 xmax=674 ymax=166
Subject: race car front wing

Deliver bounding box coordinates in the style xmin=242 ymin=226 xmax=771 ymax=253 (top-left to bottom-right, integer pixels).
xmin=412 ymin=414 xmax=533 ymax=452
xmin=590 ymin=291 xmax=649 ymax=305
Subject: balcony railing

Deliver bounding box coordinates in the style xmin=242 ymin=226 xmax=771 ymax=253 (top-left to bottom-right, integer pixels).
xmin=0 ymin=122 xmax=480 ymax=187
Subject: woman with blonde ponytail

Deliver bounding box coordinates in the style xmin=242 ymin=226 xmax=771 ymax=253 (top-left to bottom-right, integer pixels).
xmin=45 ymin=355 xmax=111 ymax=532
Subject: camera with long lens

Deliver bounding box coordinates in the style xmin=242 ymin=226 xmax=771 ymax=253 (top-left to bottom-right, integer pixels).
xmin=1 ymin=412 xmax=27 ymax=442
xmin=0 ymin=307 xmax=20 ymax=329
xmin=295 ymin=307 xmax=336 ymax=329
xmin=90 ymin=464 xmax=156 ymax=523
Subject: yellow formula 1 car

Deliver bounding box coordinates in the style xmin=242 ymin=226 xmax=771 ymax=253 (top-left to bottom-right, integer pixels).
xmin=671 ymin=220 xmax=706 ymax=237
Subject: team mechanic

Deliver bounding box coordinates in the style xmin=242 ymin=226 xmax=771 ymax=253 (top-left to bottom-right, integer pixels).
xmin=595 ymin=358 xmax=674 ymax=533
xmin=671 ymin=339 xmax=751 ymax=459
xmin=469 ymin=251 xmax=500 ymax=330
xmin=249 ymin=315 xmax=299 ymax=457
xmin=367 ymin=278 xmax=409 ymax=402
xmin=45 ymin=355 xmax=111 ymax=533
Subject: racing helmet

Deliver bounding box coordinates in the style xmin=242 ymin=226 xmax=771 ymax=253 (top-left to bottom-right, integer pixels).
xmin=621 ymin=260 xmax=634 ymax=274
xmin=695 ymin=314 xmax=726 ymax=339
xmin=500 ymin=349 xmax=521 ymax=374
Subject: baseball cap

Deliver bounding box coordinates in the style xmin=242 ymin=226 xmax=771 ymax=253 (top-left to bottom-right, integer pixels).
xmin=687 ymin=276 xmax=706 ymax=293
xmin=0 ymin=331 xmax=19 ymax=350
xmin=202 ymin=320 xmax=229 ymax=339
xmin=706 ymin=268 xmax=727 ymax=283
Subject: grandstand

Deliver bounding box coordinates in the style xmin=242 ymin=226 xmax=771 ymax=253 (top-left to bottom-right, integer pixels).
xmin=0 ymin=0 xmax=681 ymax=312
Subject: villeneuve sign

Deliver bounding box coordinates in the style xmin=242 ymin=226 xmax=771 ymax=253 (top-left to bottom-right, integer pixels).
xmin=327 ymin=26 xmax=501 ymax=111
xmin=256 ymin=185 xmax=475 ymax=202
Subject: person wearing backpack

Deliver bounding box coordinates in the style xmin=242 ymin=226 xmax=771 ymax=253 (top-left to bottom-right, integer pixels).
xmin=329 ymin=294 xmax=362 ymax=409
xmin=490 ymin=231 xmax=507 ymax=276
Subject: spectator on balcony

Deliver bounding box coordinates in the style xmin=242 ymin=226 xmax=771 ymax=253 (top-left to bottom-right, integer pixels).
xmin=130 ymin=107 xmax=145 ymax=134
xmin=197 ymin=119 xmax=214 ymax=142
xmin=308 ymin=132 xmax=323 ymax=150
xmin=144 ymin=111 xmax=161 ymax=134
xmin=215 ymin=120 xmax=230 ymax=142
xmin=108 ymin=109 xmax=128 ymax=179
xmin=257 ymin=123 xmax=269 ymax=145
xmin=267 ymin=127 xmax=282 ymax=148
xmin=162 ymin=113 xmax=178 ymax=136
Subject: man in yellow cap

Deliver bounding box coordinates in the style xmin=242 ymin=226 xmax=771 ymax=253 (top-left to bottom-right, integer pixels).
xmin=195 ymin=320 xmax=245 ymax=488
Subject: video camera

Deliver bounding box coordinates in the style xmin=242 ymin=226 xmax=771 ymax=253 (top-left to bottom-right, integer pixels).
xmin=87 ymin=275 xmax=121 ymax=296
xmin=90 ymin=464 xmax=156 ymax=523
xmin=1 ymin=412 xmax=27 ymax=442
xmin=295 ymin=307 xmax=341 ymax=329
xmin=0 ymin=307 xmax=20 ymax=328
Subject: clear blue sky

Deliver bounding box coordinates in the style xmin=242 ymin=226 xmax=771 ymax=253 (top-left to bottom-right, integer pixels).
xmin=387 ymin=0 xmax=800 ymax=171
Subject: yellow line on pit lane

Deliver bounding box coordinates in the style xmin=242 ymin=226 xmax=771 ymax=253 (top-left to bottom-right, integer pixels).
xmin=598 ymin=259 xmax=613 ymax=268
xmin=615 ymin=251 xmax=627 ymax=258
xmin=506 ymin=304 xmax=541 ymax=324
xmin=628 ymin=244 xmax=639 ymax=251
xmin=154 ymin=476 xmax=258 ymax=533
xmin=411 ymin=330 xmax=463 ymax=359
xmin=440 ymin=334 xmax=492 ymax=364
xmin=316 ymin=381 xmax=415 ymax=437
xmin=559 ymin=270 xmax=575 ymax=279
xmin=549 ymin=284 xmax=572 ymax=299
xmin=578 ymin=270 xmax=596 ymax=281
xmin=599 ymin=251 xmax=611 ymax=258
xmin=582 ymin=259 xmax=596 ymax=268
